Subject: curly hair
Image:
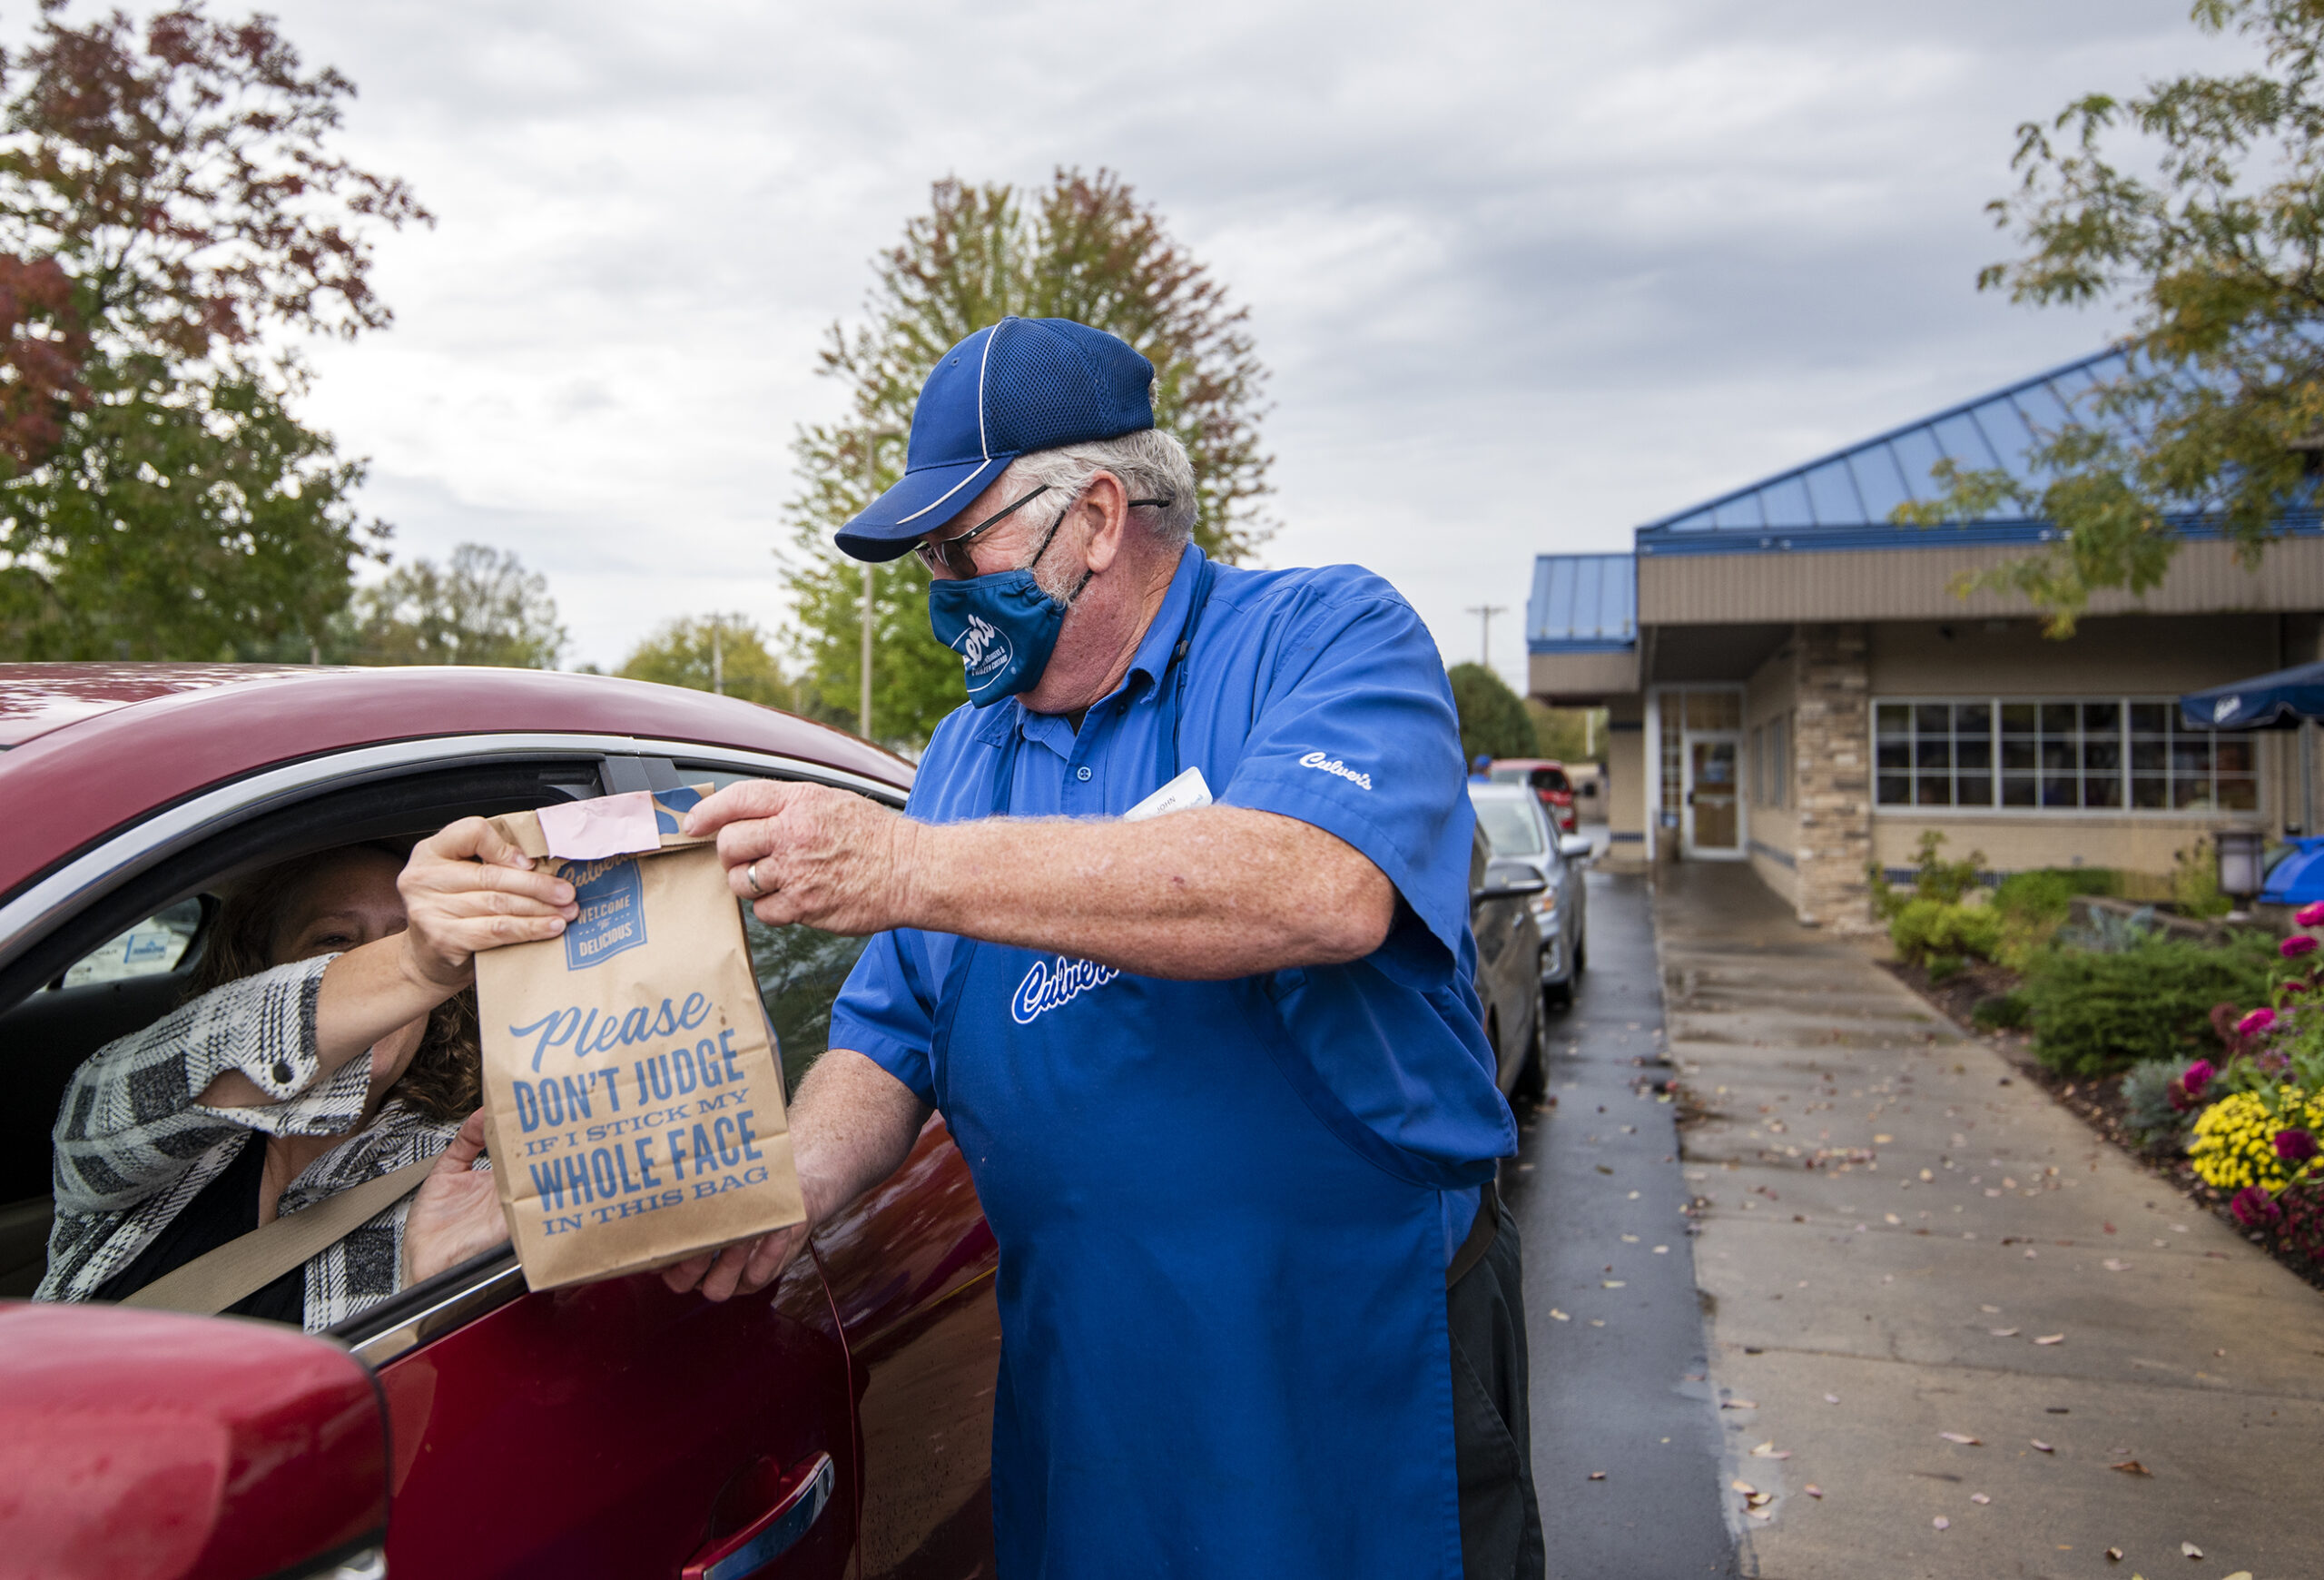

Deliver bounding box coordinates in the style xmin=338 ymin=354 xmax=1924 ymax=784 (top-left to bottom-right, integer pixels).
xmin=186 ymin=845 xmax=482 ymax=1123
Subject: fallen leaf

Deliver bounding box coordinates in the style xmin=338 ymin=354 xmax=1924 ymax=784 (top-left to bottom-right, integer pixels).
xmin=2105 ymin=1549 xmax=2123 ymax=1563
xmin=2034 ymin=1333 xmax=2065 ymax=1345
xmin=2224 ymin=1571 xmax=2254 ymax=1579
xmin=1823 ymin=1393 xmax=1840 ymax=1405
xmin=1620 ymin=1233 xmax=1640 ymax=1243
xmin=1938 ymin=1432 xmax=1983 ymax=1446
xmin=1730 ymin=1479 xmax=1756 ymax=1496
xmin=1885 ymin=1212 xmax=1902 ymax=1225
xmin=1802 ymin=1485 xmax=1823 ymax=1498
xmin=1722 ymin=1398 xmax=1758 ymax=1409
xmin=2111 ymin=1460 xmax=2151 ymax=1476
xmin=1990 ymin=1327 xmax=2021 ymax=1338
xmin=1653 ymin=1244 xmax=1669 ymax=1253
xmin=1549 ymin=1308 xmax=1570 ymax=1321
xmin=2181 ymin=1543 xmax=2201 ymax=1559
xmin=1747 ymin=1492 xmax=1772 ymax=1507
xmin=2102 ymin=1259 xmax=2132 ymax=1272
xmin=1594 ymin=1164 xmax=1613 ymax=1175
xmin=1979 ymin=1303 xmax=2002 ymax=1313
xmin=1602 ymin=1279 xmax=1627 ymax=1289
xmin=1589 ymin=1318 xmax=1605 ymax=1328
xmin=1934 ymin=1516 xmax=1950 ymax=1530
xmin=2031 ymin=1440 xmax=2053 ymax=1453
xmin=1876 ymin=1133 xmax=1894 ymax=1143
xmin=1971 ymin=1493 xmax=1991 ymax=1505
xmin=1588 ymin=1470 xmax=1605 ymax=1480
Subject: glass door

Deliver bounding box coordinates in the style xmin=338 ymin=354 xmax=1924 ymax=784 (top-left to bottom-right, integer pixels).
xmin=1687 ymin=737 xmax=1740 ymax=854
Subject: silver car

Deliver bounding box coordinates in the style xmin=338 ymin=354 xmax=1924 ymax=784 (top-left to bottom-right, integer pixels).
xmin=1467 ymin=781 xmax=1592 ymax=1009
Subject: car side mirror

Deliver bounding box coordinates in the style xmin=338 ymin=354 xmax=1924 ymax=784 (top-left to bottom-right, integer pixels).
xmin=1478 ymin=860 xmax=1548 ymax=900
xmin=0 ymin=1302 xmax=389 ymax=1578
xmin=1557 ymin=835 xmax=1595 ymax=861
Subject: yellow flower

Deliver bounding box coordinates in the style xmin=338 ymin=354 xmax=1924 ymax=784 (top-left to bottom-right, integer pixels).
xmin=2191 ymin=1088 xmax=2324 ymax=1191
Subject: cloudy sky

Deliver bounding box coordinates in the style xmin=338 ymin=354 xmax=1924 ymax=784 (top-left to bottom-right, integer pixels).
xmin=229 ymin=0 xmax=2243 ymax=689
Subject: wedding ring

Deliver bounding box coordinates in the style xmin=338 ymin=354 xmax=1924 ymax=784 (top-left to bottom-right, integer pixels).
xmin=743 ymin=860 xmax=767 ymax=898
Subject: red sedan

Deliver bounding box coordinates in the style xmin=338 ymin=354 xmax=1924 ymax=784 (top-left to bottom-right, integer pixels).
xmin=0 ymin=664 xmax=1000 ymax=1580
xmin=1487 ymin=756 xmax=1577 ymax=834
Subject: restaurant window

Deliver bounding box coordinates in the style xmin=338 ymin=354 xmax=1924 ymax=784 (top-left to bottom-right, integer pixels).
xmin=1875 ymin=698 xmax=2256 ymax=812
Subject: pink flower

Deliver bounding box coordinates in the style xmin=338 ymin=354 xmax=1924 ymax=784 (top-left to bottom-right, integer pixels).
xmin=2299 ymin=902 xmax=2324 ymax=926
xmin=2287 ymin=981 xmax=2310 ymax=995
xmin=2275 ymin=1129 xmax=2320 ymax=1163
xmin=2282 ymin=933 xmax=2320 ymax=960
xmin=2230 ymin=1186 xmax=2285 ymax=1229
xmin=2237 ymin=1008 xmax=2277 ymax=1038
xmin=2181 ymin=1060 xmax=2215 ymax=1101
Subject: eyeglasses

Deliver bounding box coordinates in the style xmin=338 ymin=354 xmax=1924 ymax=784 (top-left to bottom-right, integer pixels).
xmin=912 ymin=486 xmax=1053 ymax=578
xmin=911 ymin=485 xmax=1177 ymax=578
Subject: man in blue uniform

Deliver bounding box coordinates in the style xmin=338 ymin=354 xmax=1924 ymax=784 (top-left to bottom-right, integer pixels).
xmin=673 ymin=317 xmax=1543 ymax=1579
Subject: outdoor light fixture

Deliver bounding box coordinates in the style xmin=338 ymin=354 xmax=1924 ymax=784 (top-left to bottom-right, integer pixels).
xmin=2217 ymin=828 xmax=2266 ymax=903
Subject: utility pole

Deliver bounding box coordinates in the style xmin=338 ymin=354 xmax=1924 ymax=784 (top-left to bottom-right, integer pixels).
xmin=1464 ymin=604 xmax=1507 ymax=671
xmin=861 ymin=436 xmax=879 ymax=742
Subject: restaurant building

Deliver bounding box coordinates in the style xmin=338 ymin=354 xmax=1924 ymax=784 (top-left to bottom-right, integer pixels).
xmin=1528 ymin=348 xmax=2324 ymax=929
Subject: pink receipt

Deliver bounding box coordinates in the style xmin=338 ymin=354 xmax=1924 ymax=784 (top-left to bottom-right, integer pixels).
xmin=537 ymin=790 xmax=663 ymax=860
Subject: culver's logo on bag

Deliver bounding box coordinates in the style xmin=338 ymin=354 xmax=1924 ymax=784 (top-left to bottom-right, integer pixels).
xmin=563 ymin=855 xmax=646 ymax=971
xmin=1012 ymin=954 xmax=1118 ymax=1024
xmin=954 ymin=613 xmax=1013 ymax=682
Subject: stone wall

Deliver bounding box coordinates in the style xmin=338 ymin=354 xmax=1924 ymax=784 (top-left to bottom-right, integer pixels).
xmin=1791 ymin=622 xmax=1874 ymax=930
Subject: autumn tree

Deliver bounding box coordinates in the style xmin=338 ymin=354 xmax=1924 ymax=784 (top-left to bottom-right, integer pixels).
xmin=0 ymin=1 xmax=426 ymax=659
xmin=1905 ymin=0 xmax=2324 ymax=632
xmin=619 ymin=613 xmax=800 ymax=710
xmin=785 ymin=167 xmax=1272 ymax=746
xmin=330 ymin=544 xmax=564 ymax=668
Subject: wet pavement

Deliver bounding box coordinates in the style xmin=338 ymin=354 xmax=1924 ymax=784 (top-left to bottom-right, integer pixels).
xmin=1660 ymin=862 xmax=2324 ymax=1580
xmin=1507 ymin=866 xmax=1741 ymax=1578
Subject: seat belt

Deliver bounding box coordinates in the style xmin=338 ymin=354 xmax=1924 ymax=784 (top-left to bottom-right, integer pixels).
xmin=118 ymin=1155 xmax=437 ymax=1317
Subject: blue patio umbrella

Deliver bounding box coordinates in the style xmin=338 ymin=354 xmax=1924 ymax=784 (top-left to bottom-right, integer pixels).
xmin=2179 ymin=659 xmax=2324 ymax=732
xmin=2181 ymin=661 xmax=2324 ymax=904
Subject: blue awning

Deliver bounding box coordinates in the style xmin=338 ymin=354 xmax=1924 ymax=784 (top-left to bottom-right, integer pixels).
xmin=2180 ymin=659 xmax=2324 ymax=731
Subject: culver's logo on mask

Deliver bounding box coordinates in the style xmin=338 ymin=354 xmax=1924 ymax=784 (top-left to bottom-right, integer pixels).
xmin=1011 ymin=954 xmax=1119 ymax=1024
xmin=954 ymin=612 xmax=1013 ymax=681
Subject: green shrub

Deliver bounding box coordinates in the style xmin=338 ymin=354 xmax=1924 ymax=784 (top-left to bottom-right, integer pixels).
xmin=1890 ymin=896 xmax=2004 ymax=964
xmin=1994 ymin=868 xmax=2118 ymax=923
xmin=1926 ymin=953 xmax=1967 ymax=983
xmin=1972 ymin=992 xmax=2029 ymax=1031
xmin=2021 ymin=933 xmax=2280 ymax=1077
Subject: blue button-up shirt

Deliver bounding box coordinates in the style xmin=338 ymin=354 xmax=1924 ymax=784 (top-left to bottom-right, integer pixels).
xmin=829 ymin=544 xmax=1515 ymax=1245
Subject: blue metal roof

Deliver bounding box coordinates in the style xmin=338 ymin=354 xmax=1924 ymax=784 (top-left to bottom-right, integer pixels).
xmin=1637 ymin=348 xmax=2132 ymax=556
xmin=1527 ymin=553 xmax=1636 ymax=653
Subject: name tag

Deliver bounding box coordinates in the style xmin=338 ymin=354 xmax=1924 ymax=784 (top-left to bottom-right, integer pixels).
xmin=1124 ymin=766 xmax=1212 ymax=822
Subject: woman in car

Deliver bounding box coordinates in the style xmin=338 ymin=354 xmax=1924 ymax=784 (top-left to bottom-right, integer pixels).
xmin=37 ymin=819 xmax=577 ymax=1331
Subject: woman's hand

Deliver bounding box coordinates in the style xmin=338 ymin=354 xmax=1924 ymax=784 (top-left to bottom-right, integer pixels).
xmin=403 ymin=1110 xmax=510 ymax=1285
xmin=398 ymin=817 xmax=577 ymax=992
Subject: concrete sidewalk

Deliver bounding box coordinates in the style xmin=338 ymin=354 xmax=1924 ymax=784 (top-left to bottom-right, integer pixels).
xmin=1661 ymin=863 xmax=2324 ymax=1580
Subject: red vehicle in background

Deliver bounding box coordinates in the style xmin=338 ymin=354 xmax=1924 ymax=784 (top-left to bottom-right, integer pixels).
xmin=1489 ymin=757 xmax=1578 ymax=834
xmin=0 ymin=664 xmax=1000 ymax=1580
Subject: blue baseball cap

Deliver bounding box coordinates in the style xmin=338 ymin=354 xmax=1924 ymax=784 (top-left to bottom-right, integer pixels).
xmin=835 ymin=317 xmax=1157 ymax=562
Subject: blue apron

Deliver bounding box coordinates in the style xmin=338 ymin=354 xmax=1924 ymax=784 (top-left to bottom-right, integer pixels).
xmin=926 ymin=564 xmax=1471 ymax=1578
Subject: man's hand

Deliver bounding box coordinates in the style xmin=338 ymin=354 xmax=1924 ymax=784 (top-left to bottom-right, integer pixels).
xmin=684 ymin=782 xmax=920 ymax=934
xmin=398 ymin=816 xmax=578 ymax=990
xmin=659 ymin=1218 xmax=812 ymax=1302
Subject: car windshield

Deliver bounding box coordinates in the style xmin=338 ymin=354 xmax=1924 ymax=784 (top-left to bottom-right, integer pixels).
xmin=1470 ymin=792 xmax=1545 ymax=855
xmin=1531 ymin=768 xmax=1570 ymax=793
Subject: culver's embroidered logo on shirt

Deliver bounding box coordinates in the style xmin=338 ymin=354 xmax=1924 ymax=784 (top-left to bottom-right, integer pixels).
xmin=1298 ymin=750 xmax=1374 ymax=791
xmin=1012 ymin=954 xmax=1119 ymax=1024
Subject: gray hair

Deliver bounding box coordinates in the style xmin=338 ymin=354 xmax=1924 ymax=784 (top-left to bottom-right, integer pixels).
xmin=1001 ymin=428 xmax=1198 ymax=551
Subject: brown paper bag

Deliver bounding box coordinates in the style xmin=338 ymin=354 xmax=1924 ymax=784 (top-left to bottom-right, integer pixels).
xmin=473 ymin=785 xmax=803 ymax=1290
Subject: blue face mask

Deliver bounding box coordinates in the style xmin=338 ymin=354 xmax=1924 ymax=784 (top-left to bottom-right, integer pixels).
xmin=926 ymin=507 xmax=1089 ymax=707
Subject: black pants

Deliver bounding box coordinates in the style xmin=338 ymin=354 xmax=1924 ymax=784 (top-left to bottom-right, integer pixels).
xmin=1449 ymin=1185 xmax=1545 ymax=1580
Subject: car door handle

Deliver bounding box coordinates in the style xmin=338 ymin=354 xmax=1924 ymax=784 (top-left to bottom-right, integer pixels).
xmin=682 ymin=1452 xmax=836 ymax=1580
